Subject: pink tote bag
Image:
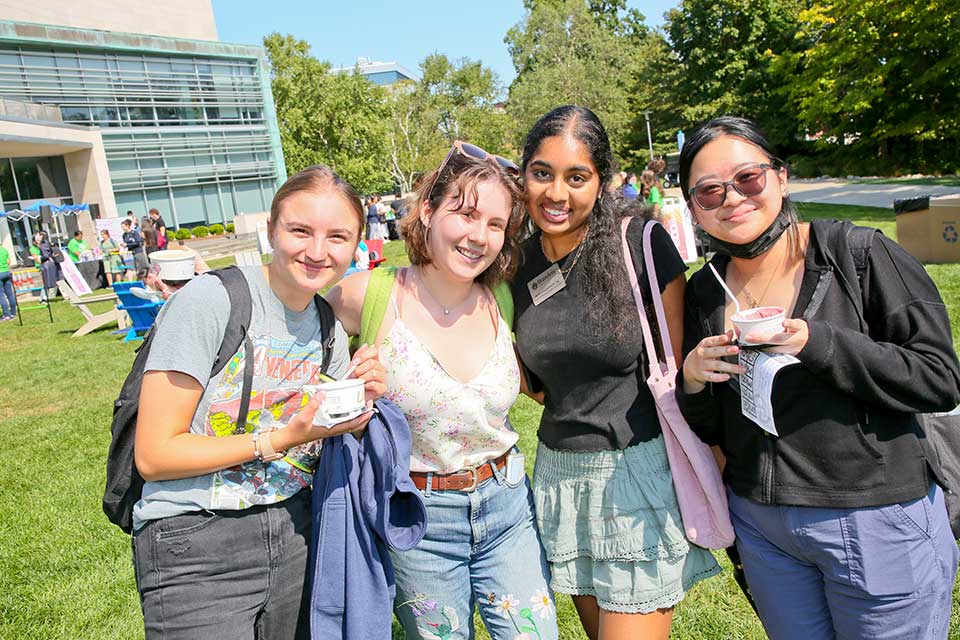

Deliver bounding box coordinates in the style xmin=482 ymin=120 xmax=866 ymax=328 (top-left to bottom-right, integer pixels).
xmin=620 ymin=217 xmax=735 ymax=550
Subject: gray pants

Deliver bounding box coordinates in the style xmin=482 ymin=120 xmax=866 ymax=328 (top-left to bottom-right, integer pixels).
xmin=132 ymin=489 xmax=311 ymax=640
xmin=133 ymin=249 xmax=149 ymax=280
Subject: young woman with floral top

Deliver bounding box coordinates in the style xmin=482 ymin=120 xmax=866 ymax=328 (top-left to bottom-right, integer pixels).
xmin=328 ymin=142 xmax=559 ymax=640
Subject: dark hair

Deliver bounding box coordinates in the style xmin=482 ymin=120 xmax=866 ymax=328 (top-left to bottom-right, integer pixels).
xmin=121 ymin=220 xmax=131 ymax=228
xmin=520 ymin=105 xmax=646 ymax=339
xmin=679 ymin=116 xmax=801 ymax=258
xmin=270 ymin=165 xmax=364 ymax=238
xmin=73 ymin=230 xmax=83 ymax=238
xmin=401 ymin=149 xmax=526 ymax=287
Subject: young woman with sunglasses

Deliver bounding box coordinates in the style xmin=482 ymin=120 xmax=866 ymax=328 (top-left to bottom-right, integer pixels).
xmin=511 ymin=105 xmax=720 ymax=640
xmin=132 ymin=165 xmax=386 ymax=639
xmin=327 ymin=142 xmax=559 ymax=640
xmin=677 ymin=116 xmax=960 ymax=639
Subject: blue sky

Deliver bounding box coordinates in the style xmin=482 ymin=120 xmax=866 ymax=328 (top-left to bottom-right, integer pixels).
xmin=212 ymin=0 xmax=678 ymax=88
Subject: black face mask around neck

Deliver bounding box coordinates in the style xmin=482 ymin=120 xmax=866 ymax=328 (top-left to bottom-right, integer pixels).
xmin=709 ymin=212 xmax=791 ymax=259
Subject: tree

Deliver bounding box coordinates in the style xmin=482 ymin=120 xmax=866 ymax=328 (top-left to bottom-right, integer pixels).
xmin=263 ymin=33 xmax=392 ymax=193
xmin=773 ymin=0 xmax=960 ymax=172
xmin=662 ymin=0 xmax=805 ymax=151
xmin=505 ymin=0 xmax=647 ymax=159
xmin=384 ymin=54 xmax=513 ymax=193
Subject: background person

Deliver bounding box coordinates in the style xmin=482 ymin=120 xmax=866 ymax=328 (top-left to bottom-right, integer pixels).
xmin=640 ymin=169 xmax=663 ymax=219
xmin=149 ymin=208 xmax=168 ymax=249
xmin=677 ymin=116 xmax=960 ymax=640
xmin=67 ymin=230 xmax=89 ymax=262
xmin=99 ymin=229 xmax=125 ymax=286
xmin=0 ymin=243 xmax=16 ymax=320
xmin=511 ymin=105 xmax=720 ymax=640
xmin=32 ymin=231 xmax=59 ymax=301
xmin=328 ymin=140 xmax=559 ymax=640
xmin=140 ymin=216 xmax=158 ymax=256
xmin=121 ymin=220 xmax=148 ymax=280
xmin=622 ymin=172 xmax=639 ymax=200
xmin=132 ymin=165 xmax=385 ymax=639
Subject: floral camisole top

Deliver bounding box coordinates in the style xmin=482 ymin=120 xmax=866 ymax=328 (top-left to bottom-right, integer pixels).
xmin=380 ymin=279 xmax=520 ymax=473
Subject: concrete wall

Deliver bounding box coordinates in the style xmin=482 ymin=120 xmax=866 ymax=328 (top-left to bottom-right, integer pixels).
xmin=0 ymin=0 xmax=218 ymax=42
xmin=0 ymin=118 xmax=118 ymax=220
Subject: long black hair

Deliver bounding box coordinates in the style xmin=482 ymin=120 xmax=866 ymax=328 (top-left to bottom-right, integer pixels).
xmin=679 ymin=116 xmax=801 ymax=258
xmin=521 ymin=105 xmax=646 ymax=339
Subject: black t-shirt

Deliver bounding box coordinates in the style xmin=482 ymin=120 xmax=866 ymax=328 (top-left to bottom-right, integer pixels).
xmin=512 ymin=217 xmax=687 ymax=451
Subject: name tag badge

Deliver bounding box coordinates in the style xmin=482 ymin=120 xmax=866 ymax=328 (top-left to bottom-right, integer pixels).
xmin=528 ymin=263 xmax=565 ymax=306
xmin=505 ymin=452 xmax=526 ymax=486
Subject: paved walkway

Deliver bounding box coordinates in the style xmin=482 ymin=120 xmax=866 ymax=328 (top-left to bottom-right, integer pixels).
xmin=787 ymin=179 xmax=960 ymax=208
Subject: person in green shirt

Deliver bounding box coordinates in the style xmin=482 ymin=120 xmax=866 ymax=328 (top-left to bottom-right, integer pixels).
xmin=0 ymin=245 xmax=16 ymax=320
xmin=67 ymin=231 xmax=89 ymax=262
xmin=640 ymin=169 xmax=663 ymax=218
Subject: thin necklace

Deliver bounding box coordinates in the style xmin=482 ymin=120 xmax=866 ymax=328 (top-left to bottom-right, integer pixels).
xmin=415 ymin=267 xmax=471 ymax=316
xmin=739 ymin=246 xmax=787 ymax=308
xmin=541 ymin=227 xmax=588 ymax=280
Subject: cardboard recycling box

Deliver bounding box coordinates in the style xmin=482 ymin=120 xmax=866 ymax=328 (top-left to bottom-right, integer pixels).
xmin=895 ymin=194 xmax=960 ymax=264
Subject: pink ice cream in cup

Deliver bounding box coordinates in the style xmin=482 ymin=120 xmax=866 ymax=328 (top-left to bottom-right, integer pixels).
xmin=731 ymin=305 xmax=786 ymax=346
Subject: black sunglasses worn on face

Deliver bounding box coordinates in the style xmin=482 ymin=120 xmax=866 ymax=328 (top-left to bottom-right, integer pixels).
xmin=426 ymin=140 xmax=520 ymax=201
xmin=689 ymin=162 xmax=779 ymax=211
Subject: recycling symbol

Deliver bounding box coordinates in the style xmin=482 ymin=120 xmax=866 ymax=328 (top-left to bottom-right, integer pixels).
xmin=944 ymin=224 xmax=959 ymax=244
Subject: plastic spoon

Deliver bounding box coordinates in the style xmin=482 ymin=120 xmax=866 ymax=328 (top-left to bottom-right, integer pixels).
xmin=708 ymin=263 xmax=741 ymax=316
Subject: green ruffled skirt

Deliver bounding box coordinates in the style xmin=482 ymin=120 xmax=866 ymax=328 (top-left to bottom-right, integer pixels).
xmin=532 ymin=436 xmax=720 ymax=613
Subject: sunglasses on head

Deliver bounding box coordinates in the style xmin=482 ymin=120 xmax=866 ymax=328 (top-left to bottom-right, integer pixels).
xmin=426 ymin=140 xmax=520 ymax=202
xmin=688 ymin=162 xmax=780 ymax=211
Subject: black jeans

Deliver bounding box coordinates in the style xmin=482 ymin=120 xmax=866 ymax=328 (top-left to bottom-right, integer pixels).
xmin=132 ymin=489 xmax=312 ymax=640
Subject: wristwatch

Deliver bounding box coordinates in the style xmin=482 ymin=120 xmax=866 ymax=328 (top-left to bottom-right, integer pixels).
xmin=253 ymin=429 xmax=284 ymax=462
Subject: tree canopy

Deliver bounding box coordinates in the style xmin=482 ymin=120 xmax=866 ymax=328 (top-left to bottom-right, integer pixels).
xmin=264 ymin=0 xmax=960 ymax=185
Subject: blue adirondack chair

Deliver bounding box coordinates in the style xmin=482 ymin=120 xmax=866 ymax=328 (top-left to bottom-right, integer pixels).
xmin=113 ymin=281 xmax=163 ymax=342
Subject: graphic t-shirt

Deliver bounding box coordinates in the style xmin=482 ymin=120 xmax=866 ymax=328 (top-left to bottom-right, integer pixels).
xmin=132 ymin=266 xmax=350 ymax=530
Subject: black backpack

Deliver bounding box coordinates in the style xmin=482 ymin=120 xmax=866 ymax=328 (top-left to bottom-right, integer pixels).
xmin=103 ymin=266 xmax=336 ymax=534
xmin=845 ymin=224 xmax=960 ymax=538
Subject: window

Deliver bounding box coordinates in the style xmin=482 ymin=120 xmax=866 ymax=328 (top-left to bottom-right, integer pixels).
xmin=11 ymin=158 xmax=42 ymax=200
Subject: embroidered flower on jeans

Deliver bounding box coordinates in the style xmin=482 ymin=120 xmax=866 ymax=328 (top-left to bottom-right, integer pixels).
xmin=417 ymin=605 xmax=460 ymax=640
xmin=497 ymin=594 xmax=520 ymax=617
xmin=399 ymin=592 xmax=437 ymax=617
xmin=530 ymin=589 xmax=553 ymax=619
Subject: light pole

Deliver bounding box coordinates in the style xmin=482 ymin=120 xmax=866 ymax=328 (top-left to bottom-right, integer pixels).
xmin=644 ymin=110 xmax=654 ymax=162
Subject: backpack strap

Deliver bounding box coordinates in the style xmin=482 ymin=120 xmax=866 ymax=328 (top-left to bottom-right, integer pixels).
xmin=846 ymin=225 xmax=876 ymax=283
xmin=843 ymin=224 xmax=878 ymax=333
xmin=358 ymin=266 xmax=515 ymax=345
xmin=209 ymin=267 xmax=255 ymax=433
xmin=313 ymin=294 xmax=336 ymax=375
xmin=491 ymin=281 xmax=514 ymax=329
xmin=359 ymin=267 xmax=398 ymax=347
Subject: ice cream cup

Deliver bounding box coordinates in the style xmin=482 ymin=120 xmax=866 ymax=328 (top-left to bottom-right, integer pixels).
xmin=731 ymin=306 xmax=785 ymax=346
xmin=302 ymin=379 xmax=366 ymax=427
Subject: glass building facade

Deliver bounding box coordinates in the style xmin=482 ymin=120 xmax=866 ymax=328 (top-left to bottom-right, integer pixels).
xmin=0 ymin=22 xmax=286 ymax=227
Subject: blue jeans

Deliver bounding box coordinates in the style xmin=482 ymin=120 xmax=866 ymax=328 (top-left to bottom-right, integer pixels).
xmin=0 ymin=271 xmax=15 ymax=316
xmin=729 ymin=484 xmax=958 ymax=640
xmin=391 ymin=464 xmax=559 ymax=640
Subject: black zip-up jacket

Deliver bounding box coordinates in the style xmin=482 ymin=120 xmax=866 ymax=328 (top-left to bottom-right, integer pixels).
xmin=677 ymin=219 xmax=960 ymax=508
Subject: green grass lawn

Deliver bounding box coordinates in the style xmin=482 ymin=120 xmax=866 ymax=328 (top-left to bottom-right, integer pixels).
xmin=2 ymin=206 xmax=958 ymax=639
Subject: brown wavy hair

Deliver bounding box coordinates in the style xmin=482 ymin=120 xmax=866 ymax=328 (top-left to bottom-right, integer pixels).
xmin=400 ymin=152 xmax=525 ymax=287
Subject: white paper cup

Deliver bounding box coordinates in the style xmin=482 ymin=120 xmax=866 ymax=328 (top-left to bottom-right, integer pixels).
xmin=302 ymin=379 xmax=366 ymax=427
xmin=731 ymin=306 xmax=785 ymax=345
xmin=149 ymin=250 xmax=195 ymax=282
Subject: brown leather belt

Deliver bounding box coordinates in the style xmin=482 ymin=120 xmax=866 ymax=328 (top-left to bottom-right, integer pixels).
xmin=411 ymin=451 xmax=510 ymax=493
